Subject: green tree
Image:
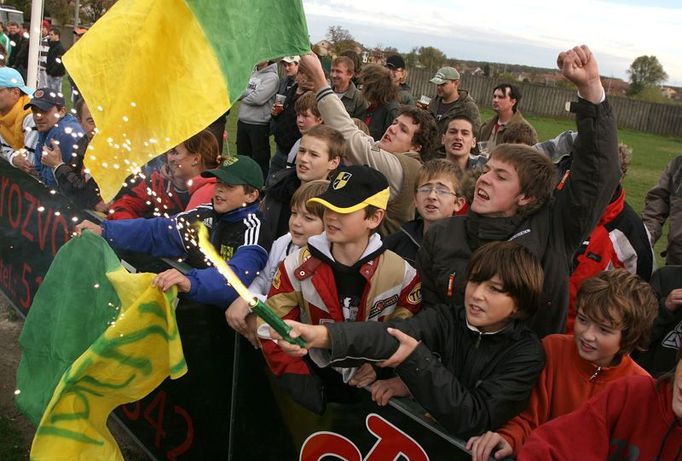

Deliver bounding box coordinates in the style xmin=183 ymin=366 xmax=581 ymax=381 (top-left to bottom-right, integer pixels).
xmin=417 ymin=46 xmax=446 ymax=70
xmin=404 ymin=47 xmax=419 ymax=68
xmin=627 ymin=55 xmax=668 ymax=96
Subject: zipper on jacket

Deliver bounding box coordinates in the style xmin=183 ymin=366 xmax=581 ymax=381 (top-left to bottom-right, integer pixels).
xmin=588 ymin=366 xmax=602 ymax=382
xmin=475 ymin=331 xmax=482 ymax=348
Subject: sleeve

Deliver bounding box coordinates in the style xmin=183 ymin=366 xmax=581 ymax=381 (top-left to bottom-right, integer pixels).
xmin=316 ymin=87 xmax=403 ymax=199
xmin=241 ymin=73 xmax=278 ymax=106
xmin=497 ymin=343 xmax=554 ymax=454
xmin=641 ymin=157 xmax=679 ymax=244
xmin=185 ymin=244 xmax=268 ymax=307
xmin=415 ymin=221 xmax=449 ymax=307
xmin=387 ymin=263 xmax=422 ymax=320
xmin=517 ymin=380 xmax=629 ymax=460
xmin=258 ymin=260 xmax=326 ymax=414
xmin=552 ymin=98 xmax=620 ymax=258
xmin=102 ymin=217 xmax=185 ymax=257
xmin=394 ymin=331 xmax=545 ymax=438
xmin=648 ymin=267 xmax=682 ymax=346
xmin=108 ymin=178 xmax=153 ymax=220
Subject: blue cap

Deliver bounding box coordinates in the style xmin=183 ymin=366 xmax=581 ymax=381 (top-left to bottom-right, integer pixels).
xmin=0 ymin=67 xmax=33 ymax=96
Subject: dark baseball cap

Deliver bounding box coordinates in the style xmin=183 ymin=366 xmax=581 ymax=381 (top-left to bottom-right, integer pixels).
xmin=308 ymin=165 xmax=389 ymax=213
xmin=201 ymin=155 xmax=264 ymax=189
xmin=385 ymin=55 xmax=406 ymax=70
xmin=24 ymin=88 xmax=65 ymax=111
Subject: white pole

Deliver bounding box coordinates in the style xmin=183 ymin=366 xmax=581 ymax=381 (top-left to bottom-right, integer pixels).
xmin=74 ymin=0 xmax=80 ymax=28
xmin=27 ymin=0 xmax=45 ymax=89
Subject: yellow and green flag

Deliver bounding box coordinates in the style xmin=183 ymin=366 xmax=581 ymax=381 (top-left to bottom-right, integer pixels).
xmin=16 ymin=232 xmax=186 ymax=460
xmin=63 ymin=0 xmax=310 ymax=201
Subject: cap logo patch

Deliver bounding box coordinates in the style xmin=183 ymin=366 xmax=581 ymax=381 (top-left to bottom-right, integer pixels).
xmin=333 ymin=172 xmax=352 ymax=190
xmin=221 ymin=156 xmax=238 ymax=167
xmin=34 ymin=89 xmax=44 ymax=98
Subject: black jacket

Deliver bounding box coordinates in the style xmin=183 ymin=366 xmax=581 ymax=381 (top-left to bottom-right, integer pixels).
xmin=363 ymin=100 xmax=400 ymax=141
xmin=46 ymin=40 xmax=66 ymax=77
xmin=417 ymin=97 xmax=620 ymax=337
xmin=633 ymin=265 xmax=682 ymax=377
xmin=260 ymin=168 xmax=300 ymax=239
xmin=383 ymin=219 xmax=423 ymax=266
xmin=272 ymin=83 xmax=302 ymax=153
xmin=325 ymin=305 xmax=544 ymax=438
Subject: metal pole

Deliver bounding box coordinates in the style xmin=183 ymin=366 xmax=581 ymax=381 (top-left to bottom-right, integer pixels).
xmin=74 ymin=0 xmax=80 ymax=28
xmin=26 ymin=0 xmax=44 ymax=89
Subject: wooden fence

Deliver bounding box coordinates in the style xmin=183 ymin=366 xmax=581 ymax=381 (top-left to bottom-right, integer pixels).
xmin=406 ymin=68 xmax=682 ymax=137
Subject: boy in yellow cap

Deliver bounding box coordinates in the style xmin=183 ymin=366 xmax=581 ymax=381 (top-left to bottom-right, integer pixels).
xmin=258 ymin=165 xmax=421 ymax=413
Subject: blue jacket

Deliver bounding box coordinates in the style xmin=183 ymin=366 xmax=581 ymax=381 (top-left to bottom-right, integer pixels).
xmin=102 ymin=202 xmax=272 ymax=308
xmin=34 ymin=113 xmax=85 ymax=187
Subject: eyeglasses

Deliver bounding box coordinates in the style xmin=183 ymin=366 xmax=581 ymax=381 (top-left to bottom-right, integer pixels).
xmin=416 ymin=186 xmax=457 ymax=198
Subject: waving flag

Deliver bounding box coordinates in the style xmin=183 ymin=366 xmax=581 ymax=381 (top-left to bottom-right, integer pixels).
xmin=62 ymin=0 xmax=310 ymax=201
xmin=16 ymin=232 xmax=186 ymax=460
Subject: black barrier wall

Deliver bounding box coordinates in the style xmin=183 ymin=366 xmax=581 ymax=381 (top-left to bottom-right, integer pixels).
xmin=2 ymin=159 xmax=493 ymax=460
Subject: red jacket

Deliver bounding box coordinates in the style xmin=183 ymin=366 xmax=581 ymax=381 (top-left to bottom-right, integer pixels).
xmin=499 ymin=334 xmax=649 ymax=455
xmin=186 ymin=175 xmax=216 ymax=210
xmin=567 ymin=189 xmax=654 ymax=332
xmin=519 ymin=375 xmax=682 ymax=460
xmin=108 ymin=170 xmax=187 ymax=220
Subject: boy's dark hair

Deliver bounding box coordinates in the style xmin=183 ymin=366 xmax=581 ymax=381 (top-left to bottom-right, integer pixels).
xmin=291 ymin=179 xmax=329 ymax=220
xmin=415 ymin=159 xmax=464 ymax=196
xmin=242 ymin=184 xmax=259 ymax=196
xmin=332 ymin=56 xmax=355 ymax=74
xmin=49 ymin=27 xmax=60 ymax=38
xmin=363 ymin=205 xmax=381 ymax=219
xmin=396 ymin=106 xmax=438 ymax=157
xmin=489 ymin=144 xmax=555 ymax=215
xmin=359 ymin=64 xmax=397 ymax=106
xmin=493 ymin=83 xmax=521 ymax=112
xmin=294 ymin=91 xmax=320 ymax=118
xmin=501 ymin=123 xmax=537 ymax=146
xmin=184 ymin=130 xmax=220 ymax=169
xmin=303 ymin=125 xmax=347 ymax=161
xmin=74 ymin=97 xmax=86 ymax=120
xmin=467 ymin=241 xmax=544 ymax=320
xmin=576 ymin=269 xmax=658 ymax=356
xmin=444 ymin=114 xmax=477 ymax=134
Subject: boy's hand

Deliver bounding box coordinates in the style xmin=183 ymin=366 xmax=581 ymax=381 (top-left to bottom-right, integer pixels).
xmin=378 ymin=327 xmax=419 ymax=368
xmin=369 ymin=377 xmax=411 ymax=406
xmin=466 ymin=431 xmax=513 ymax=461
xmin=12 ymin=153 xmax=38 ymax=176
xmin=298 ymin=53 xmax=328 ymax=93
xmin=348 ymin=362 xmax=377 ymax=388
xmin=226 ymin=297 xmax=251 ymax=333
xmin=268 ymin=319 xmax=330 ymax=355
xmin=665 ymin=289 xmax=682 ymax=312
xmin=152 ymin=269 xmax=191 ymax=293
xmin=557 ymin=45 xmax=603 ymax=104
xmin=40 ymin=139 xmax=63 ymax=168
xmin=75 ymin=219 xmax=103 ymax=236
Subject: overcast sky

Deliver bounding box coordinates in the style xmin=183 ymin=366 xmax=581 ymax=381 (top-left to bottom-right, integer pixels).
xmin=302 ymin=0 xmax=682 ymax=86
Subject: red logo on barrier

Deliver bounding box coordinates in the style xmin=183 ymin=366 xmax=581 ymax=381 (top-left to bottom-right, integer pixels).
xmin=300 ymin=413 xmax=429 ymax=461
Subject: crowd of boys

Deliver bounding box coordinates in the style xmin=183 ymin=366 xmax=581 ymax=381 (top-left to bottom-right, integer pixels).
xmin=3 ymin=34 xmax=682 ymax=458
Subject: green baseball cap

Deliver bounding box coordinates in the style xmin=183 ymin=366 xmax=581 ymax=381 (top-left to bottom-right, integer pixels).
xmin=201 ymin=155 xmax=264 ymax=189
xmin=430 ymin=67 xmax=460 ymax=84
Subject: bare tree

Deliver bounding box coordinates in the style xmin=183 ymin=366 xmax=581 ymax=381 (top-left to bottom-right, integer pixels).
xmin=326 ymin=25 xmax=354 ymax=49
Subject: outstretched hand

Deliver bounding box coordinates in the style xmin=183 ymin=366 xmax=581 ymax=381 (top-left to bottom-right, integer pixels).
xmin=378 ymin=327 xmax=420 ymax=368
xmin=297 ymin=53 xmax=329 ymax=93
xmin=268 ymin=319 xmax=330 ymax=356
xmin=556 ymin=45 xmax=604 ymax=104
xmin=75 ymin=219 xmax=103 ymax=236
